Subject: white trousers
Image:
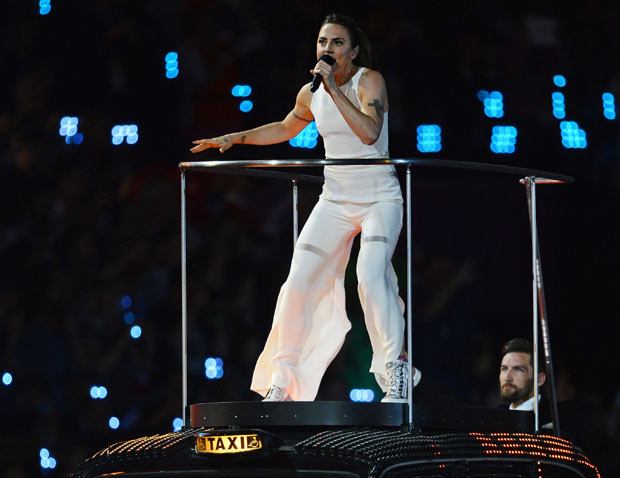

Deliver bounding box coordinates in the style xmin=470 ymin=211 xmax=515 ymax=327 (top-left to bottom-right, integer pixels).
xmin=251 ymin=198 xmax=405 ymax=400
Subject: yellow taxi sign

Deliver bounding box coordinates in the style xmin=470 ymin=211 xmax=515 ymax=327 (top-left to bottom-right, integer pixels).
xmin=196 ymin=433 xmax=262 ymax=454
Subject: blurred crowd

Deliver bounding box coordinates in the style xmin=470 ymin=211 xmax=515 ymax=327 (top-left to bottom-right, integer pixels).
xmin=1 ymin=0 xmax=620 ymax=476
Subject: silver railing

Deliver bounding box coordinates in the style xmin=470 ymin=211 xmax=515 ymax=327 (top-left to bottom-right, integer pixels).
xmin=178 ymin=158 xmax=573 ymax=433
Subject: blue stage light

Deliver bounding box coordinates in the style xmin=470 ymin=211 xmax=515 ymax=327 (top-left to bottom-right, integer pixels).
xmin=552 ymin=91 xmax=566 ymax=119
xmin=130 ymin=325 xmax=142 ymax=339
xmin=121 ymin=295 xmax=132 ymax=309
xmin=349 ymin=388 xmax=375 ymax=402
xmin=490 ymin=126 xmax=517 ymax=153
xmin=59 ymin=117 xmax=83 ymax=145
xmin=603 ymin=92 xmax=616 ymax=120
xmin=123 ymin=312 xmax=135 ymax=325
xmin=39 ymin=0 xmax=51 ymax=15
xmin=111 ymin=126 xmax=123 ymax=145
xmin=111 ymin=125 xmax=139 ymax=145
xmin=239 ymin=100 xmax=253 ymax=112
xmin=204 ymin=357 xmax=224 ymax=380
xmin=172 ymin=417 xmax=184 ymax=432
xmin=165 ymin=52 xmax=179 ymax=79
xmin=416 ymin=124 xmax=441 ymax=153
xmin=65 ymin=132 xmax=84 ymax=145
xmin=560 ymin=121 xmax=587 ymax=149
xmin=109 ymin=417 xmax=120 ymax=429
xmin=477 ymin=90 xmax=489 ymax=101
xmin=553 ymin=75 xmax=566 ymax=87
xmin=231 ymin=85 xmax=252 ymax=97
xmin=483 ymin=91 xmax=504 ymax=118
xmin=126 ymin=125 xmax=139 ymax=144
xmin=40 ymin=448 xmax=57 ymax=469
xmin=90 ymin=385 xmax=108 ymax=399
xmin=59 ymin=116 xmax=79 ymax=137
xmin=289 ymin=121 xmax=319 ymax=149
xmin=2 ymin=372 xmax=12 ymax=386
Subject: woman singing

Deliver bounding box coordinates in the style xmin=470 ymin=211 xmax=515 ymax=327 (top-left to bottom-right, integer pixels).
xmin=191 ymin=13 xmax=409 ymax=403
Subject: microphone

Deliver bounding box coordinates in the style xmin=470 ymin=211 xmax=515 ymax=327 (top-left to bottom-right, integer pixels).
xmin=310 ymin=54 xmax=336 ymax=93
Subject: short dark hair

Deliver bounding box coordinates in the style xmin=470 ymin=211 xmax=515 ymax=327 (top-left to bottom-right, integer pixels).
xmin=321 ymin=13 xmax=377 ymax=70
xmin=501 ymin=338 xmax=544 ymax=373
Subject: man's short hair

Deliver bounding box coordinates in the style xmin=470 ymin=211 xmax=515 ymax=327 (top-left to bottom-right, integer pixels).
xmin=501 ymin=338 xmax=545 ymax=373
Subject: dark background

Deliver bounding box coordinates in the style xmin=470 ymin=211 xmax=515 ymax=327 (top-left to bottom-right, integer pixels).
xmin=1 ymin=0 xmax=619 ymax=476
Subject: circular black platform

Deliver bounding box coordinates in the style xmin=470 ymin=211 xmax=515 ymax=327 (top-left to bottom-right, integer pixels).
xmin=188 ymin=401 xmax=534 ymax=433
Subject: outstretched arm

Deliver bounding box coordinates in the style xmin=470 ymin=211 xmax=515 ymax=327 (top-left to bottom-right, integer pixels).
xmin=190 ymin=85 xmax=314 ymax=154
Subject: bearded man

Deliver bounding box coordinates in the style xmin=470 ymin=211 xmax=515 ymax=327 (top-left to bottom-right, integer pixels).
xmin=499 ymin=338 xmax=546 ymax=410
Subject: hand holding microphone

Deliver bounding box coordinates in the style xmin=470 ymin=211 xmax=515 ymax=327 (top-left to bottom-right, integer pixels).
xmin=310 ymin=54 xmax=336 ymax=93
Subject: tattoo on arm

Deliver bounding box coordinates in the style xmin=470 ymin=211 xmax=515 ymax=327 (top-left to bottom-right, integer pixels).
xmin=293 ymin=113 xmax=312 ymax=123
xmin=368 ymin=99 xmax=384 ymax=118
xmin=241 ymin=135 xmax=246 ymax=144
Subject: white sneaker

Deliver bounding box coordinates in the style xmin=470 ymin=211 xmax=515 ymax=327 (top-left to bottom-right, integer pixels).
xmin=381 ymin=359 xmax=409 ymax=403
xmin=263 ymin=385 xmax=292 ymax=402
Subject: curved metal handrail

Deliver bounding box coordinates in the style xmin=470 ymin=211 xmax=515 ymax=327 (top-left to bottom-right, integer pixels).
xmin=178 ymin=157 xmax=569 ymax=433
xmin=179 ymin=158 xmax=574 ymax=183
xmin=181 ymin=166 xmax=324 ymax=184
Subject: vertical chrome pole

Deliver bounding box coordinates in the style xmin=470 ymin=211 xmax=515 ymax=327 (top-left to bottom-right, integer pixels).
xmin=406 ymin=165 xmax=413 ymax=427
xmin=181 ymin=170 xmax=188 ymax=427
xmin=526 ymin=177 xmax=540 ymax=432
xmin=535 ymin=251 xmax=561 ymax=436
xmin=523 ymin=177 xmax=561 ymax=436
xmin=292 ymin=180 xmax=299 ymax=246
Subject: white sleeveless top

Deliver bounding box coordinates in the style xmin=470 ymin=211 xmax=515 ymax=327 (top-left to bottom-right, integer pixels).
xmin=310 ymin=67 xmax=402 ymax=203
